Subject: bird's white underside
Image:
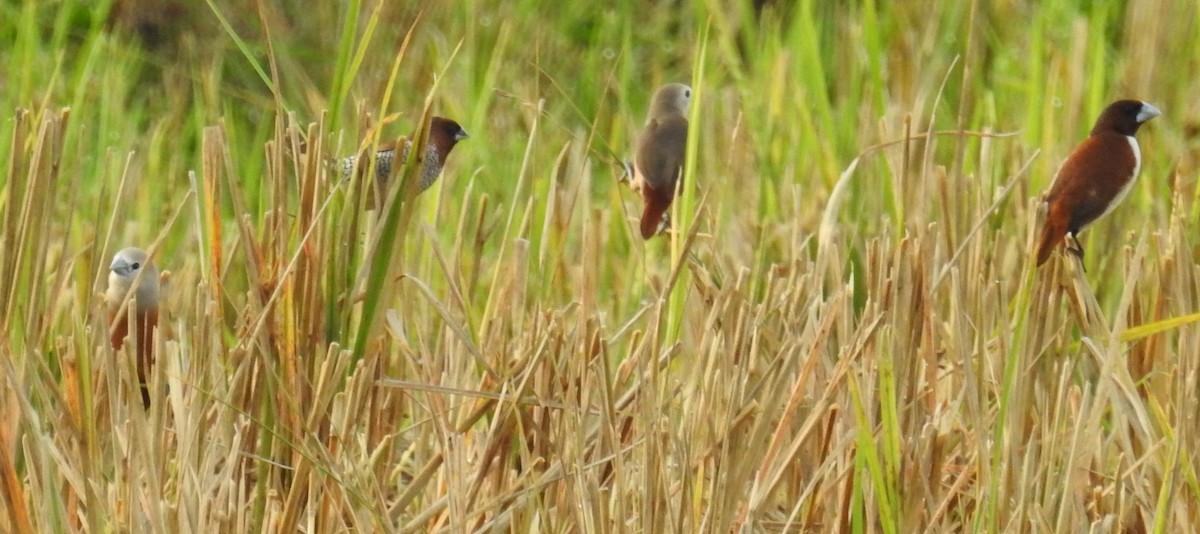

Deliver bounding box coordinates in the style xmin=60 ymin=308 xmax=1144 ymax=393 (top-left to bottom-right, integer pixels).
xmin=1096 ymin=135 xmax=1140 ymax=222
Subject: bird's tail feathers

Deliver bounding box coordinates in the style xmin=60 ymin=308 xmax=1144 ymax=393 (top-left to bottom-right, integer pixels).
xmin=1036 ymin=216 xmax=1068 ymax=266
xmin=640 ymin=203 xmax=667 ymax=239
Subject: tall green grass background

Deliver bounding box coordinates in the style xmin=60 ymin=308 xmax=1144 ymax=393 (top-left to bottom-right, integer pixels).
xmin=3 ymin=0 xmax=1200 ymax=531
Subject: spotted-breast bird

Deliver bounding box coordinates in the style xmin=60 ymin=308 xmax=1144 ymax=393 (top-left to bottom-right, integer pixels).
xmin=342 ymin=116 xmax=468 ymax=206
xmin=1036 ymin=100 xmax=1160 ymax=266
xmin=633 ymin=83 xmax=691 ymax=239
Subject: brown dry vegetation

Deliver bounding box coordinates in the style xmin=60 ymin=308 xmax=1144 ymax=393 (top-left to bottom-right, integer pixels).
xmin=2 ymin=1 xmax=1200 ymax=532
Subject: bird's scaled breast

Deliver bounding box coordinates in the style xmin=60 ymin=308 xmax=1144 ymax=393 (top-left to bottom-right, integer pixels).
xmin=418 ymin=143 xmax=443 ymax=191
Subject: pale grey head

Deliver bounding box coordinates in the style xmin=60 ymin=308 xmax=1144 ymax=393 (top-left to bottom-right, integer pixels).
xmin=647 ymin=83 xmax=692 ymax=123
xmin=107 ymin=247 xmax=160 ymax=308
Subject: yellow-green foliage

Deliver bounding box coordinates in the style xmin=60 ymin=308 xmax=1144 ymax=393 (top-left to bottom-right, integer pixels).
xmin=2 ymin=1 xmax=1200 ymax=531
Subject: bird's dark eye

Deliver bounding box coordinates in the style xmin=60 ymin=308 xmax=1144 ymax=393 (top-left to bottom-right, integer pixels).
xmin=132 ymin=262 xmax=140 ymax=269
xmin=685 ymin=90 xmax=692 ymax=98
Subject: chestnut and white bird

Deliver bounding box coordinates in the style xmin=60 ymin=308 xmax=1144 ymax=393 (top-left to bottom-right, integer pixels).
xmin=104 ymin=247 xmax=160 ymax=407
xmin=341 ymin=116 xmax=468 ymax=203
xmin=1035 ymin=99 xmax=1161 ymax=266
xmin=633 ymin=83 xmax=691 ymax=239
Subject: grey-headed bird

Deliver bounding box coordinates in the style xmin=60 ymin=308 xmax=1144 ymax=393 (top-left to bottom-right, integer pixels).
xmin=104 ymin=247 xmax=160 ymax=407
xmin=633 ymin=83 xmax=691 ymax=239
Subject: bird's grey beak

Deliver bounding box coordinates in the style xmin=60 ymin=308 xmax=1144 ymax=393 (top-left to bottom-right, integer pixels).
xmin=110 ymin=258 xmax=132 ymax=277
xmin=1137 ymin=103 xmax=1161 ymax=123
xmin=455 ymin=129 xmax=470 ymax=141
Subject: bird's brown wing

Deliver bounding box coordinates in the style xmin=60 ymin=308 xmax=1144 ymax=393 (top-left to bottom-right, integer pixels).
xmin=1044 ymin=134 xmax=1138 ymax=233
xmin=635 ymin=116 xmax=688 ymax=192
xmin=635 ymin=116 xmax=688 ymax=239
xmin=1036 ymin=134 xmax=1138 ymax=265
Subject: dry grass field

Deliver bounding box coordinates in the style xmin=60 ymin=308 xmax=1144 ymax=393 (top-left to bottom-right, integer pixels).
xmin=3 ymin=0 xmax=1200 ymax=531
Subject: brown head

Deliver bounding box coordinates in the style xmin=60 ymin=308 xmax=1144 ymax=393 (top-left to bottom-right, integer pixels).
xmin=1091 ymin=100 xmax=1160 ymax=137
xmin=428 ymin=116 xmax=469 ymax=160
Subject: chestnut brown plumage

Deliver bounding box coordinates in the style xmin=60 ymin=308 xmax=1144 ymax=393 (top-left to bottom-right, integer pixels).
xmin=104 ymin=247 xmax=160 ymax=407
xmin=342 ymin=116 xmax=468 ymax=204
xmin=1035 ymin=100 xmax=1160 ymax=266
xmin=633 ymin=83 xmax=691 ymax=239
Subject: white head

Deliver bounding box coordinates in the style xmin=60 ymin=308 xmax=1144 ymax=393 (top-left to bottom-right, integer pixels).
xmin=107 ymin=247 xmax=160 ymax=309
